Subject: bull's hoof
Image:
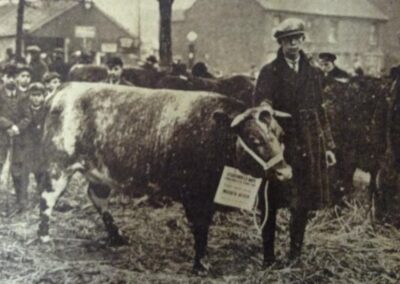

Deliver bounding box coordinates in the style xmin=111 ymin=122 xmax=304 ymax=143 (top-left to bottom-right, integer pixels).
xmin=192 ymin=259 xmax=211 ymax=277
xmin=39 ymin=235 xmax=51 ymax=243
xmin=262 ymin=256 xmax=276 ymax=268
xmin=107 ymin=233 xmax=129 ymax=247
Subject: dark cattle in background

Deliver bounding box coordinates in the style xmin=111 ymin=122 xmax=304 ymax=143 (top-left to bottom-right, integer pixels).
xmin=123 ymin=67 xmax=167 ymax=88
xmin=68 ymin=64 xmax=108 ymax=82
xmin=323 ymin=76 xmax=393 ymax=205
xmin=38 ymin=83 xmax=294 ymax=274
xmin=156 ymin=75 xmax=255 ymax=106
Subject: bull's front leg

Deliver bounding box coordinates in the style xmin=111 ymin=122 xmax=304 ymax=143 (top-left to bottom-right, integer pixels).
xmin=182 ymin=192 xmax=214 ymax=276
xmin=261 ymin=206 xmax=277 ymax=267
xmin=289 ymin=207 xmax=309 ymax=261
xmin=87 ymin=183 xmax=128 ymax=246
xmin=38 ymin=166 xmax=70 ymax=242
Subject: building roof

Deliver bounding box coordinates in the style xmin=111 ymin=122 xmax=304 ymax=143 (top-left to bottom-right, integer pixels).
xmin=174 ymin=0 xmax=388 ymax=21
xmin=255 ymin=0 xmax=388 ymax=20
xmin=0 ymin=1 xmax=135 ymax=38
xmin=0 ymin=1 xmax=78 ymax=37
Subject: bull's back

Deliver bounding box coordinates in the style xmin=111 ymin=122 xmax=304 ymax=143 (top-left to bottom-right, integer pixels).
xmin=45 ymin=82 xmax=245 ymax=190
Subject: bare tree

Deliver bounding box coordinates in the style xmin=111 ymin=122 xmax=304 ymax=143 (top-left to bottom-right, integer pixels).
xmin=158 ymin=0 xmax=173 ymax=68
xmin=15 ymin=0 xmax=25 ymax=62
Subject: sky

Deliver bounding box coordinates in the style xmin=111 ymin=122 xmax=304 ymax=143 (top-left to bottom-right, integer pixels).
xmin=94 ymin=0 xmax=196 ymax=46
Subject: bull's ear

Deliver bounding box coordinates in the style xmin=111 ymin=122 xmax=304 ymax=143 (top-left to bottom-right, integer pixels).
xmin=213 ymin=110 xmax=232 ymax=127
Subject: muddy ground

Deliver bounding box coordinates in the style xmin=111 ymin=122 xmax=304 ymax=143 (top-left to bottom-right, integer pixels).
xmin=0 ymin=174 xmax=399 ymax=284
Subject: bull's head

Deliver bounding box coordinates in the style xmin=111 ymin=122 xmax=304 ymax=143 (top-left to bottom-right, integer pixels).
xmin=214 ymin=104 xmax=292 ymax=181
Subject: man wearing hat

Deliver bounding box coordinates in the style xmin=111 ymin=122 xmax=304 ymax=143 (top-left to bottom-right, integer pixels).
xmin=253 ymin=18 xmax=336 ymax=265
xmin=16 ymin=64 xmax=32 ymax=95
xmin=42 ymin=71 xmax=62 ymax=99
xmin=0 ymin=64 xmax=32 ymax=213
xmin=104 ymin=56 xmax=132 ymax=85
xmin=49 ymin=48 xmax=69 ymax=81
xmin=26 ymin=45 xmax=48 ymax=83
xmin=319 ymin=52 xmax=350 ymax=81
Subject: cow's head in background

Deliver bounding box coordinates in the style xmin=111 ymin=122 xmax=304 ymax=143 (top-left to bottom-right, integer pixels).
xmin=214 ymin=104 xmax=292 ymax=181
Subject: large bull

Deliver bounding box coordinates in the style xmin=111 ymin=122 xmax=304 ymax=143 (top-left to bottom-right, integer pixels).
xmin=38 ymin=83 xmax=292 ymax=274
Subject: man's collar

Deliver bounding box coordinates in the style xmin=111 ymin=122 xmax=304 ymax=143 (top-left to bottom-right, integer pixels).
xmin=19 ymin=86 xmax=28 ymax=92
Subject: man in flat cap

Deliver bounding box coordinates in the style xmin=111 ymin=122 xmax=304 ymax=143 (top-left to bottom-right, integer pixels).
xmin=49 ymin=48 xmax=69 ymax=81
xmin=0 ymin=64 xmax=32 ymax=213
xmin=16 ymin=64 xmax=32 ymax=95
xmin=26 ymin=45 xmax=48 ymax=83
xmin=319 ymin=52 xmax=350 ymax=82
xmin=104 ymin=56 xmax=132 ymax=85
xmin=253 ymin=18 xmax=336 ymax=265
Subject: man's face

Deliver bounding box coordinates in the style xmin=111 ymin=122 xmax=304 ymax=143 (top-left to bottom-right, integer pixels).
xmin=30 ymin=93 xmax=45 ymax=107
xmin=107 ymin=65 xmax=123 ymax=81
xmin=279 ymin=34 xmax=305 ymax=58
xmin=2 ymin=74 xmax=16 ymax=90
xmin=17 ymin=71 xmax=31 ymax=88
xmin=319 ymin=60 xmax=335 ymax=73
xmin=46 ymin=78 xmax=61 ymax=93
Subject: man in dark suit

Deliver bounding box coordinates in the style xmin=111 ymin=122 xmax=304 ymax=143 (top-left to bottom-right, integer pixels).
xmin=104 ymin=56 xmax=132 ymax=86
xmin=253 ymin=18 xmax=336 ymax=264
xmin=0 ymin=64 xmax=32 ymax=212
xmin=319 ymin=52 xmax=350 ymax=81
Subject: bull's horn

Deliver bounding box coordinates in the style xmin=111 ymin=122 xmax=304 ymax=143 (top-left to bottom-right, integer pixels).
xmin=274 ymin=110 xmax=291 ymax=118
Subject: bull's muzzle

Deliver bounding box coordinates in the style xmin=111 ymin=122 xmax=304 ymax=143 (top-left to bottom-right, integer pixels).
xmin=269 ymin=161 xmax=292 ymax=181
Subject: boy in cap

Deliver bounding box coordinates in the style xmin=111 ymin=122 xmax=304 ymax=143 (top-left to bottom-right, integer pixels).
xmin=16 ymin=64 xmax=32 ymax=95
xmin=42 ymin=71 xmax=62 ymax=99
xmin=253 ymin=18 xmax=336 ymax=265
xmin=104 ymin=56 xmax=132 ymax=85
xmin=0 ymin=64 xmax=32 ymax=212
xmin=319 ymin=52 xmax=350 ymax=81
xmin=24 ymin=83 xmax=47 ymax=200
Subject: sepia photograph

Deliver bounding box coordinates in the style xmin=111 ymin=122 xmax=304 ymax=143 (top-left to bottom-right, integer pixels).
xmin=0 ymin=0 xmax=399 ymax=283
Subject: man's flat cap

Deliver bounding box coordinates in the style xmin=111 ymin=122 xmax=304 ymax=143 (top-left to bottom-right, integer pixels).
xmin=26 ymin=45 xmax=41 ymax=53
xmin=274 ymin=18 xmax=305 ymax=39
xmin=42 ymin=71 xmax=61 ymax=83
xmin=319 ymin=52 xmax=337 ymax=62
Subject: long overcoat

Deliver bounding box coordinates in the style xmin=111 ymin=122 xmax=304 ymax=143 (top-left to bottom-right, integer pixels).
xmin=0 ymin=87 xmax=31 ymax=173
xmin=254 ymin=48 xmax=335 ymax=210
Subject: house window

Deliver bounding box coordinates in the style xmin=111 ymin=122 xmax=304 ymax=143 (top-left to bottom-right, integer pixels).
xmin=369 ymin=23 xmax=378 ymax=46
xmin=328 ymin=20 xmax=339 ymax=43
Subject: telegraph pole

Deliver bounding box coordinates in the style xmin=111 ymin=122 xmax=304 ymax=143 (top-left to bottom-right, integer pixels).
xmin=158 ymin=0 xmax=174 ymax=68
xmin=16 ymin=0 xmax=25 ymax=62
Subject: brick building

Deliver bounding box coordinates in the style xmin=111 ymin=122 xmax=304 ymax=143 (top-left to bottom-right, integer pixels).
xmin=368 ymin=0 xmax=400 ymax=69
xmin=0 ymin=0 xmax=138 ymax=63
xmin=172 ymin=0 xmax=388 ymax=76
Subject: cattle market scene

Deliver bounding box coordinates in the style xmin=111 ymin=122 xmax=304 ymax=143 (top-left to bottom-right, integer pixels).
xmin=0 ymin=0 xmax=400 ymax=283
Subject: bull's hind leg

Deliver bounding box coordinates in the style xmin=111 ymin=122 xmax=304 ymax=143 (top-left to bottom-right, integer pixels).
xmin=87 ymin=183 xmax=128 ymax=246
xmin=38 ymin=167 xmax=71 ymax=242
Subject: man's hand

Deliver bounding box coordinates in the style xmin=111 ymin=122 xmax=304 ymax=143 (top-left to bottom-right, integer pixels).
xmin=326 ymin=150 xmax=336 ymax=167
xmin=6 ymin=125 xmax=20 ymax=137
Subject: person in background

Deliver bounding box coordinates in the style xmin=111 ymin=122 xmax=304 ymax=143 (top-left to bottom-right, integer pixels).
xmin=16 ymin=64 xmax=32 ymax=95
xmin=23 ymin=83 xmax=47 ymax=202
xmin=42 ymin=71 xmax=62 ymax=99
xmin=191 ymin=61 xmax=215 ymax=79
xmin=319 ymin=52 xmax=350 ymax=81
xmin=104 ymin=56 xmax=131 ymax=85
xmin=26 ymin=45 xmax=48 ymax=82
xmin=253 ymin=18 xmax=336 ymax=264
xmin=0 ymin=64 xmax=32 ymax=213
xmin=142 ymin=55 xmax=159 ymax=72
xmin=49 ymin=48 xmax=69 ymax=81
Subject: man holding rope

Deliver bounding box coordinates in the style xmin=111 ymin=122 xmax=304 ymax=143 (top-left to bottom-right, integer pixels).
xmin=253 ymin=18 xmax=336 ymax=264
xmin=0 ymin=64 xmax=32 ymax=213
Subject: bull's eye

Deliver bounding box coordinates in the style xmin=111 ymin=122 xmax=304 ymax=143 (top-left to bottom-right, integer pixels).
xmin=250 ymin=137 xmax=261 ymax=146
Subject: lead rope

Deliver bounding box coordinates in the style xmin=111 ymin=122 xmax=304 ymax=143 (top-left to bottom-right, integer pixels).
xmin=253 ymin=180 xmax=269 ymax=235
